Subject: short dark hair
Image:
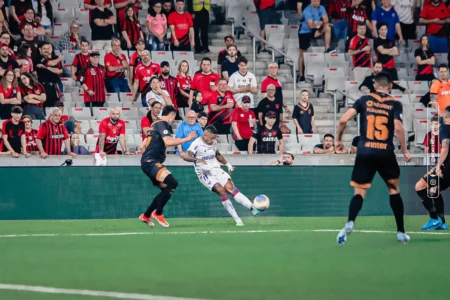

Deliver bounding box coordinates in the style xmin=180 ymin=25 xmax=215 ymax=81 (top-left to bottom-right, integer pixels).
xmin=218 ymin=77 xmax=228 ymax=83
xmin=80 ymin=40 xmax=90 ymax=45
xmin=205 ymin=125 xmax=218 ymax=134
xmin=357 ymin=21 xmax=366 ymax=27
xmin=301 ymin=89 xmax=309 ymax=94
xmin=161 ymin=105 xmax=177 ymax=116
xmin=200 ymin=57 xmax=212 ymax=65
xmin=374 ymin=61 xmax=383 ymax=67
xmin=197 ymin=111 xmax=208 ymax=119
xmin=150 ymin=101 xmax=162 ymax=108
xmin=286 ymin=153 xmax=294 ymax=160
xmin=149 ymin=76 xmax=160 ymax=85
xmin=324 ymin=133 xmax=334 ymax=140
xmin=377 ymin=22 xmax=388 ymax=30
xmin=1 ymin=32 xmax=9 ymax=37
xmin=237 ymin=56 xmax=248 ymax=65
xmin=374 ymin=71 xmax=393 ymax=88
xmin=431 ymin=116 xmax=439 ymax=123
xmin=227 ymin=44 xmax=237 ymax=50
xmin=438 ymin=63 xmax=449 ymax=70
xmin=38 ymin=41 xmax=51 ymax=49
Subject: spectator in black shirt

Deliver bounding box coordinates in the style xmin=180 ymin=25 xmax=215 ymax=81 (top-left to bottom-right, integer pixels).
xmin=90 ymin=0 xmax=116 ymax=52
xmin=0 ymin=44 xmax=20 ymax=78
xmin=217 ymin=35 xmax=241 ymax=75
xmin=248 ymin=111 xmax=284 ymax=154
xmin=373 ymin=22 xmax=399 ymax=80
xmin=257 ymin=84 xmax=283 ymax=127
xmin=34 ymin=42 xmax=63 ymax=108
xmin=197 ymin=111 xmax=208 ymax=130
xmin=415 ymin=34 xmax=435 ymax=82
xmin=221 ymin=45 xmax=239 ymax=81
xmin=314 ymin=133 xmax=349 ymax=154
xmin=15 ymin=23 xmax=40 ymax=61
xmin=359 ymin=61 xmax=407 ymax=94
xmin=191 ymin=90 xmax=206 ymax=113
xmin=162 ymin=0 xmax=174 ymax=18
xmin=1 ymin=106 xmax=26 ymax=157
xmin=292 ymin=90 xmax=315 ymax=134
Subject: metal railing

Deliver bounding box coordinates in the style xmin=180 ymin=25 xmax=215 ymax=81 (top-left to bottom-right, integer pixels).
xmin=228 ymin=18 xmax=297 ymax=105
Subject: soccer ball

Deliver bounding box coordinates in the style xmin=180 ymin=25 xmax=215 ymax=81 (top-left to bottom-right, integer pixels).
xmin=253 ymin=195 xmax=270 ymax=211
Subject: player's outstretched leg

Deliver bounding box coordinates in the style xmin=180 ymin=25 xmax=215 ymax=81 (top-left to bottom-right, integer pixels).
xmin=415 ymin=180 xmax=443 ymax=230
xmin=337 ymin=189 xmax=364 ymax=245
xmin=213 ymin=184 xmax=243 ymax=226
xmin=387 ymin=179 xmax=410 ymax=243
xmin=151 ymin=174 xmax=179 ymax=228
xmin=225 ymin=181 xmax=260 ymax=216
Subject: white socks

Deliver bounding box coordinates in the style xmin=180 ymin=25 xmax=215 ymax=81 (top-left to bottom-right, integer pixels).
xmin=232 ymin=191 xmax=254 ymax=210
xmin=222 ymin=199 xmax=240 ymax=222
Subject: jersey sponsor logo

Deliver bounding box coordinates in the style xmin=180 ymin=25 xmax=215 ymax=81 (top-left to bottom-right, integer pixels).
xmin=441 ymin=90 xmax=450 ymax=96
xmin=51 ymin=134 xmax=65 ymax=139
xmin=352 ymin=14 xmax=365 ymax=21
xmin=364 ymin=141 xmax=388 ymax=150
xmin=163 ymin=130 xmax=168 ymax=134
xmin=106 ymin=136 xmax=119 ymax=143
xmin=262 ymin=137 xmax=277 ymax=142
xmin=366 ymin=100 xmax=393 ymax=110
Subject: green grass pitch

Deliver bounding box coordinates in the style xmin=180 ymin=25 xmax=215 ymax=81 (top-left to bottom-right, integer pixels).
xmin=0 ymin=216 xmax=449 ymax=300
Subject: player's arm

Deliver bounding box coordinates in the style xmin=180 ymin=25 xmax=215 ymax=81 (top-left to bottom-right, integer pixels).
xmin=179 ymin=150 xmax=205 ymax=164
xmin=359 ymin=77 xmax=371 ymax=93
xmin=99 ymin=133 xmax=106 ymax=154
xmin=216 ymin=150 xmax=234 ymax=174
xmin=336 ymin=108 xmax=358 ymax=146
xmin=279 ymin=138 xmax=285 ymax=154
xmin=21 ymin=134 xmax=31 ymax=157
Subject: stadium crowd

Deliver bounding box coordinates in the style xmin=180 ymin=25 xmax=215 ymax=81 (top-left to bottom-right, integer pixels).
xmin=0 ymin=0 xmax=448 ymax=158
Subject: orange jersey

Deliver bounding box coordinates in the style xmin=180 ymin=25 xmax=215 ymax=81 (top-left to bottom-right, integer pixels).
xmin=430 ymin=79 xmax=450 ymax=115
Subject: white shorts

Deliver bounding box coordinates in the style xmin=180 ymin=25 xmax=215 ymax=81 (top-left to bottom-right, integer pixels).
xmin=197 ymin=168 xmax=231 ymax=191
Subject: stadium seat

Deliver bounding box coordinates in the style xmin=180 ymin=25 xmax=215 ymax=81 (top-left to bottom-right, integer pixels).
xmin=62 ymin=93 xmax=73 ymax=103
xmin=173 ymin=51 xmax=195 ymax=61
xmin=124 ymin=120 xmax=139 ymax=130
xmin=267 ymin=33 xmax=285 ymax=52
xmin=134 ymin=134 xmax=143 ymax=143
xmin=71 ymin=107 xmax=91 ymax=119
xmin=298 ymin=134 xmax=320 ymax=152
xmin=151 ymin=51 xmax=173 ymax=62
xmin=86 ymin=134 xmax=100 ymax=145
xmin=105 ymin=102 xmax=123 ymax=108
xmin=216 ymin=135 xmax=229 ymax=143
xmin=226 ymin=4 xmax=247 ymax=25
xmin=92 ymin=107 xmax=110 ymax=119
xmin=126 ymin=134 xmax=135 ymax=144
xmin=353 ymin=67 xmax=370 ymax=83
xmin=79 ymin=120 xmax=91 ymax=131
xmin=283 ymin=134 xmax=298 ymax=144
xmin=245 ymin=11 xmax=261 ymax=37
xmin=409 ymin=94 xmax=424 ymax=103
xmin=54 ymin=8 xmax=74 ymax=23
xmin=119 ymin=107 xmax=139 ymax=118
xmin=62 ymin=50 xmax=80 ymax=65
xmin=324 ymin=53 xmax=347 ymax=67
xmin=411 ymin=107 xmax=428 ymax=119
xmin=217 ymin=144 xmax=232 ymax=152
xmin=106 ymin=94 xmax=119 ymax=103
xmin=413 ymin=119 xmax=428 ymax=146
xmin=408 ymin=81 xmax=429 ymax=94
xmin=90 ymin=119 xmax=101 ymax=130
xmin=392 ymin=95 xmax=410 ymax=105
xmin=138 ymin=107 xmax=150 ymax=117
xmin=287 ymin=25 xmax=299 ymax=39
xmin=265 ymin=25 xmax=285 ymax=46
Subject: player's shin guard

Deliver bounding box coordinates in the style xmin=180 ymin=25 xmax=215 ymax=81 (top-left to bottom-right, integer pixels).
xmin=221 ymin=195 xmax=240 ymax=221
xmin=390 ymin=193 xmax=405 ymax=233
xmin=155 ymin=175 xmax=178 ymax=215
xmin=348 ymin=195 xmax=363 ymax=222
xmin=434 ymin=194 xmax=446 ymax=223
xmin=230 ymin=188 xmax=253 ymax=210
xmin=417 ymin=189 xmax=439 ymax=219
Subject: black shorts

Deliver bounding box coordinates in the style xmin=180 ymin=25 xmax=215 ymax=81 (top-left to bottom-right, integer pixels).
xmin=400 ymin=22 xmax=416 ymax=41
xmin=257 ymin=9 xmax=281 ymax=30
xmin=351 ymin=154 xmax=400 ymax=188
xmin=420 ymin=167 xmax=450 ymax=191
xmin=298 ymin=31 xmax=318 ymax=51
xmin=141 ymin=160 xmax=168 ymax=186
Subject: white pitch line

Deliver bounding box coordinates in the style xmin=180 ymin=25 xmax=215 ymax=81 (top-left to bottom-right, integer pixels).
xmin=0 ymin=229 xmax=450 ymax=238
xmin=0 ymin=283 xmax=205 ymax=300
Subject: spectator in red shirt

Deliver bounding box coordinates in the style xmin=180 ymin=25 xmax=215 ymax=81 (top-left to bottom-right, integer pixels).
xmin=96 ymin=108 xmax=130 ymax=156
xmin=114 ymin=0 xmax=141 ymax=30
xmin=168 ymin=0 xmax=195 ymax=51
xmin=122 ymin=5 xmax=144 ymax=50
xmin=1 ymin=106 xmax=26 ymax=157
xmin=140 ymin=101 xmax=162 ymax=140
xmin=130 ymin=50 xmax=162 ymax=106
xmin=419 ymin=0 xmax=449 ymax=53
xmin=176 ymin=60 xmax=192 ymax=108
xmin=232 ymin=95 xmax=256 ymax=152
xmin=36 ymin=107 xmax=76 ymax=158
xmin=207 ymin=77 xmax=236 ymax=134
xmin=348 ymin=22 xmax=372 ymax=68
xmin=423 ymin=116 xmax=441 ymax=154
xmin=159 ymin=61 xmax=179 ymax=108
xmin=189 ymin=57 xmax=220 ymax=107
xmin=22 ymin=114 xmax=39 ymax=154
xmin=328 ymin=0 xmax=348 ymax=43
xmin=82 ymin=52 xmax=107 ymax=107
xmin=71 ymin=40 xmax=91 ymax=82
xmin=129 ymin=38 xmax=146 ymax=84
xmin=104 ymin=39 xmax=131 ymax=99
xmin=19 ymin=72 xmax=46 ymax=120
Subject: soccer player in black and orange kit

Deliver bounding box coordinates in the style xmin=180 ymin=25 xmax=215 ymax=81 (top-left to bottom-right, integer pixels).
xmin=414 ymin=106 xmax=450 ymax=231
xmin=138 ymin=105 xmax=197 ymax=228
xmin=335 ymin=72 xmax=412 ymax=245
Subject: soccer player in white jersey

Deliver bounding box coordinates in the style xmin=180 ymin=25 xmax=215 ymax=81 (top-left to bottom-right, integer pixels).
xmin=180 ymin=125 xmax=260 ymax=226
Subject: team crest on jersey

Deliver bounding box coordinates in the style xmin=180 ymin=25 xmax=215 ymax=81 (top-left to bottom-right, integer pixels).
xmin=300 ymin=111 xmax=304 ymax=114
xmin=240 ymin=114 xmax=244 ymax=117
xmin=35 ymin=89 xmax=41 ymax=95
xmin=217 ymin=96 xmax=224 ymax=104
xmin=275 ymin=104 xmax=280 ymax=109
xmin=160 ymin=81 xmax=166 ymax=89
xmin=147 ymin=69 xmax=150 ymax=74
xmin=91 ymin=68 xmax=96 ymax=75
